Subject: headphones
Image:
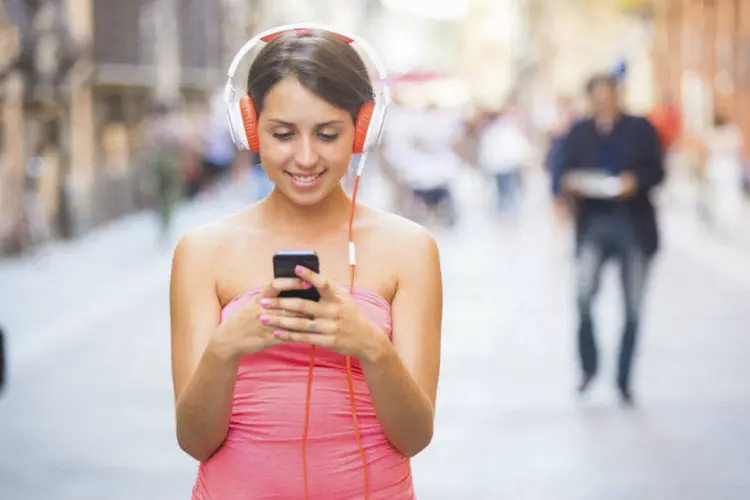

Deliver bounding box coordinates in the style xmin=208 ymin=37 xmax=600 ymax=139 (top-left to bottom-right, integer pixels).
xmin=223 ymin=23 xmax=391 ymax=162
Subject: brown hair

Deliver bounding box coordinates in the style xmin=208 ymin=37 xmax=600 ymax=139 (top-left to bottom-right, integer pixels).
xmin=246 ymin=30 xmax=375 ymax=123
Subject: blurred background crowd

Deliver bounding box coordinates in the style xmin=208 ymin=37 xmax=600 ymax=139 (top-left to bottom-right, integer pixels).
xmin=0 ymin=0 xmax=747 ymax=251
xmin=1 ymin=1 xmax=749 ymax=499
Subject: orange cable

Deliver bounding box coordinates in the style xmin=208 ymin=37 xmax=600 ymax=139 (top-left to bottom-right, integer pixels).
xmin=302 ymin=174 xmax=369 ymax=500
xmin=347 ymin=174 xmax=370 ymax=500
xmin=302 ymin=345 xmax=316 ymax=499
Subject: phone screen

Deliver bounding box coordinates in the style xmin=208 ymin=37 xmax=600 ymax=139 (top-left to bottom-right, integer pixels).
xmin=273 ymin=250 xmax=321 ymax=302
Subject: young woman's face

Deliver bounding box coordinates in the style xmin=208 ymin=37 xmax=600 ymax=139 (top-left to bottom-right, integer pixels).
xmin=258 ymin=77 xmax=355 ymax=206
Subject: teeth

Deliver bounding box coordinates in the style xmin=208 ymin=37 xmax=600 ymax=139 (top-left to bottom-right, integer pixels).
xmin=291 ymin=173 xmax=320 ymax=183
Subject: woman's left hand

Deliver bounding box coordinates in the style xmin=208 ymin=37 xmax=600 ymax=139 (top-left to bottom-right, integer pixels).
xmin=257 ymin=265 xmax=385 ymax=360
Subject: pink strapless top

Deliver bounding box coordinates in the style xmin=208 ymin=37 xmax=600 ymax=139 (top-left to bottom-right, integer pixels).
xmin=191 ymin=286 xmax=415 ymax=500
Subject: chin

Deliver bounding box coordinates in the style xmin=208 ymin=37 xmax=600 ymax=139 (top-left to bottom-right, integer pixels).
xmin=285 ymin=190 xmax=331 ymax=207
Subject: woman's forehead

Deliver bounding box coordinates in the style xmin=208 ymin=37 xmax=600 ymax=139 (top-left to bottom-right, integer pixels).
xmin=263 ymin=78 xmax=349 ymax=124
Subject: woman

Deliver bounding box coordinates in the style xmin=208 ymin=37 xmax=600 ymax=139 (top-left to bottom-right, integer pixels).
xmin=170 ymin=28 xmax=442 ymax=499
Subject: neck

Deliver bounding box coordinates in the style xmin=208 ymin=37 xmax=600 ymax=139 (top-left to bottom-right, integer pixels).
xmin=595 ymin=110 xmax=620 ymax=129
xmin=259 ymin=184 xmax=353 ymax=235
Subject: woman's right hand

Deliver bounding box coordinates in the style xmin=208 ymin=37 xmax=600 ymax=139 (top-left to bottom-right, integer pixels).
xmin=210 ymin=278 xmax=312 ymax=360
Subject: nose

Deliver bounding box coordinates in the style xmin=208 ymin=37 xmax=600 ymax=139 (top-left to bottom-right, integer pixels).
xmin=293 ymin=135 xmax=319 ymax=170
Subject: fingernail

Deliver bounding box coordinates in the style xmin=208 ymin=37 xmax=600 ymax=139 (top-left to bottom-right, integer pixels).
xmin=259 ymin=298 xmax=272 ymax=307
xmin=302 ymin=281 xmax=312 ymax=289
xmin=295 ymin=265 xmax=305 ymax=274
xmin=259 ymin=315 xmax=270 ymax=324
xmin=273 ymin=330 xmax=283 ymax=338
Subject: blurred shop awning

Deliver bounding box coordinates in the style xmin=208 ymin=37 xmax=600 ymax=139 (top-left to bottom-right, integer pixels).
xmin=378 ymin=70 xmax=469 ymax=107
xmin=374 ymin=69 xmax=447 ymax=84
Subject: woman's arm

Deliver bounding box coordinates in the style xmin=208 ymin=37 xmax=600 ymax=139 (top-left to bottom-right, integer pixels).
xmin=360 ymin=227 xmax=442 ymax=457
xmin=170 ymin=232 xmax=238 ymax=462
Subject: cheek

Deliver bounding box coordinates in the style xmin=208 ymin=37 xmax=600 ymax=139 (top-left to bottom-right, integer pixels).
xmin=258 ymin=137 xmax=293 ymax=169
xmin=322 ymin=129 xmax=355 ymax=170
xmin=320 ymin=142 xmax=353 ymax=170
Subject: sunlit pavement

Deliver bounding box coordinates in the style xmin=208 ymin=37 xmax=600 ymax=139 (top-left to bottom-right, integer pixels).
xmin=1 ymin=169 xmax=749 ymax=500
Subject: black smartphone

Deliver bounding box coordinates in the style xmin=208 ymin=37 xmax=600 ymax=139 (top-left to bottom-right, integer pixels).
xmin=272 ymin=250 xmax=321 ymax=302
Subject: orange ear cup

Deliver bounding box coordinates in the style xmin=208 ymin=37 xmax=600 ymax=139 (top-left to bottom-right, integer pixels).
xmin=353 ymin=101 xmax=375 ymax=154
xmin=239 ymin=96 xmax=260 ymax=152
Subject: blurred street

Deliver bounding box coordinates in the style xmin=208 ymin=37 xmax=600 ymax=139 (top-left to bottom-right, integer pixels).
xmin=1 ymin=170 xmax=749 ymax=500
xmin=1 ymin=0 xmax=750 ymax=498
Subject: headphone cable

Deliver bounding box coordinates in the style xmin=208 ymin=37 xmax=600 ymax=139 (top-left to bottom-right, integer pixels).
xmin=301 ymin=160 xmax=370 ymax=500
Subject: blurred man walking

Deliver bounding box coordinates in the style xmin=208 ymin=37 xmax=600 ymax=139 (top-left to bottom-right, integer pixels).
xmin=558 ymin=74 xmax=664 ymax=405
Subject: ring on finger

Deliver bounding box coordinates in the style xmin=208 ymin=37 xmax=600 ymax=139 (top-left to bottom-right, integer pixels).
xmin=307 ymin=320 xmax=317 ymax=333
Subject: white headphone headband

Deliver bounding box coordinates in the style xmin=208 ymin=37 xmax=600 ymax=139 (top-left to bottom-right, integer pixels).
xmin=227 ymin=23 xmax=389 ymax=87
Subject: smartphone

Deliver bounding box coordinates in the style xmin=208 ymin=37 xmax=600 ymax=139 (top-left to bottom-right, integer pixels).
xmin=273 ymin=250 xmax=321 ymax=302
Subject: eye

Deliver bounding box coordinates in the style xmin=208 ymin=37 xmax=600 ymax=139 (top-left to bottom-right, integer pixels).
xmin=272 ymin=132 xmax=294 ymax=141
xmin=317 ymin=132 xmax=339 ymax=142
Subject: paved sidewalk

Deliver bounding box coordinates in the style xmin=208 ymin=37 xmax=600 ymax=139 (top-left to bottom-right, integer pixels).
xmin=0 ymin=187 xmax=248 ymax=369
xmin=0 ymin=169 xmax=748 ymax=500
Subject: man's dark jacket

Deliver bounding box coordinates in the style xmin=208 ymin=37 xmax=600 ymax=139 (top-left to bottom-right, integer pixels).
xmin=560 ymin=114 xmax=665 ymax=257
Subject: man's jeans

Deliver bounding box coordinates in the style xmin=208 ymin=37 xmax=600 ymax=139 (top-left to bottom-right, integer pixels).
xmin=576 ymin=211 xmax=649 ymax=394
xmin=494 ymin=169 xmax=521 ymax=213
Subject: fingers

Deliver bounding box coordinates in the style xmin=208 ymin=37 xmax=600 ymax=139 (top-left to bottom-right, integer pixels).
xmin=272 ymin=330 xmax=335 ymax=348
xmin=258 ymin=278 xmax=311 ymax=298
xmin=259 ymin=314 xmax=333 ymax=335
xmin=260 ymin=307 xmax=307 ymax=319
xmin=258 ymin=297 xmax=332 ymax=318
xmin=293 ymin=265 xmax=336 ymax=300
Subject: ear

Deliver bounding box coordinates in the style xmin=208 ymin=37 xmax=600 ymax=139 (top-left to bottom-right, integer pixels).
xmin=352 ymin=101 xmax=375 ymax=154
xmin=240 ymin=96 xmax=260 ymax=152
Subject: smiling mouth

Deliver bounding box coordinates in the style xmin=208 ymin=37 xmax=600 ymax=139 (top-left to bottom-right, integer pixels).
xmin=285 ymin=171 xmax=326 ymax=185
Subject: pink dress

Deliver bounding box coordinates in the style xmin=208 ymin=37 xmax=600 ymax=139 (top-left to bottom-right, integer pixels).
xmin=191 ymin=286 xmax=416 ymax=499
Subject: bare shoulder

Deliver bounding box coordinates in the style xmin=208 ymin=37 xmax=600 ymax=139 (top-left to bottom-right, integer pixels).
xmin=360 ymin=206 xmax=440 ymax=272
xmin=169 ymin=212 xmax=253 ymax=401
xmin=370 ymin=206 xmax=436 ymax=242
xmin=172 ymin=211 xmax=249 ymax=269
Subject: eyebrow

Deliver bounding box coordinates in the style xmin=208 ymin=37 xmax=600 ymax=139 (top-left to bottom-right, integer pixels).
xmin=268 ymin=119 xmax=344 ymax=127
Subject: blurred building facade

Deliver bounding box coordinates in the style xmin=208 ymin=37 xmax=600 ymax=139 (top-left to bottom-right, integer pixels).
xmin=460 ymin=0 xmax=527 ymax=109
xmin=85 ymin=0 xmax=237 ymax=226
xmin=652 ymin=0 xmax=750 ymax=155
xmin=0 ymin=0 xmax=253 ymax=254
xmin=453 ymin=0 xmax=657 ymax=134
xmin=0 ymin=0 xmax=382 ymax=254
xmin=519 ymin=0 xmax=656 ymax=125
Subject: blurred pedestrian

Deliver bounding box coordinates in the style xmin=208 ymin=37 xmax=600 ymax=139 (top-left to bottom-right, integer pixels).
xmin=0 ymin=323 xmax=6 ymax=395
xmin=379 ymin=95 xmax=419 ymax=214
xmin=648 ymin=93 xmax=682 ymax=154
xmin=144 ymin=100 xmax=184 ymax=243
xmin=200 ymin=92 xmax=236 ymax=192
xmin=402 ymin=101 xmax=463 ymax=227
xmin=559 ymin=74 xmax=664 ymax=405
xmin=477 ymin=100 xmax=532 ymax=219
xmin=701 ymin=111 xmax=745 ymax=235
xmin=21 ymin=149 xmax=53 ymax=250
